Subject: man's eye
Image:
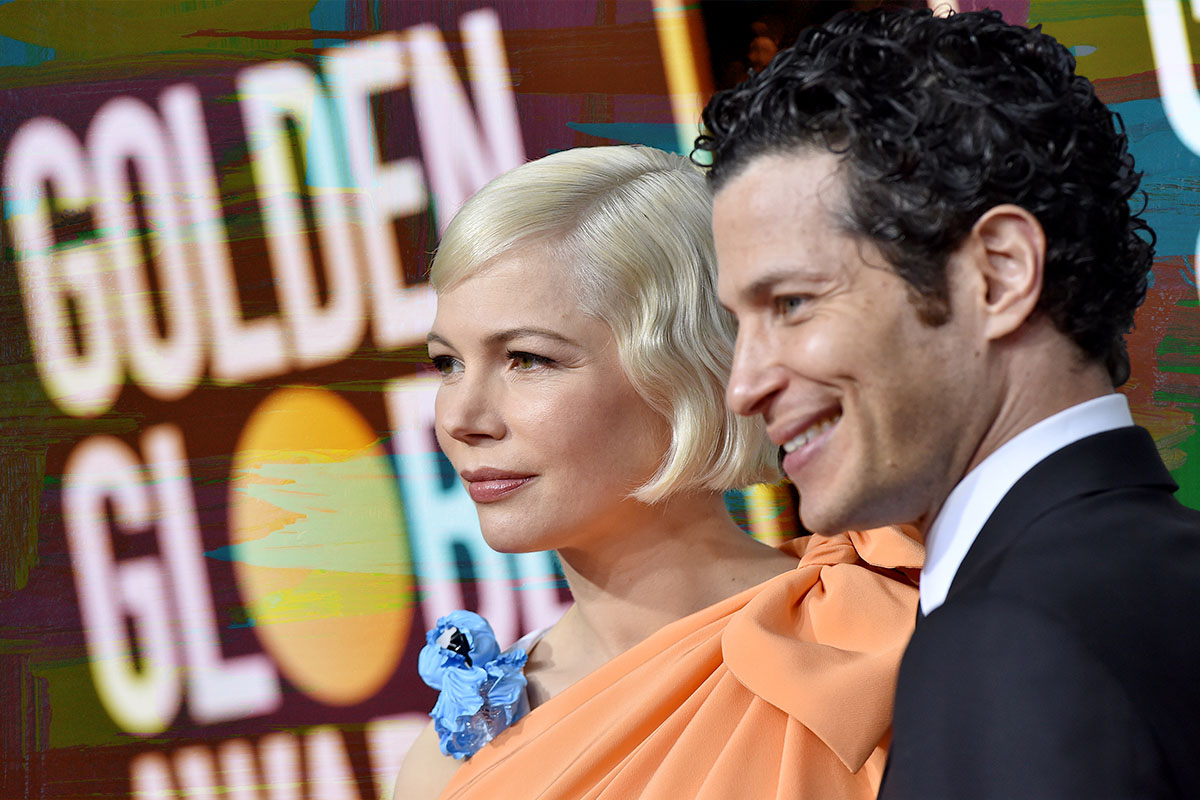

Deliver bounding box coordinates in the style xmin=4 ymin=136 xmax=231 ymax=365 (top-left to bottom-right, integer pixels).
xmin=775 ymin=295 xmax=808 ymax=316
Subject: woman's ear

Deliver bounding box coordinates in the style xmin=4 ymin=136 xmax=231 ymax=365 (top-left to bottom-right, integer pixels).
xmin=969 ymin=204 xmax=1046 ymax=342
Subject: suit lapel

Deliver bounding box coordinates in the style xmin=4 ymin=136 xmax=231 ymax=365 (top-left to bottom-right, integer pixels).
xmin=945 ymin=426 xmax=1176 ymax=603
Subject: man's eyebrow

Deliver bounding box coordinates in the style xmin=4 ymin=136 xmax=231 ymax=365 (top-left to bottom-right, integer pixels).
xmin=425 ymin=327 xmax=579 ymax=348
xmin=740 ymin=268 xmax=808 ymax=303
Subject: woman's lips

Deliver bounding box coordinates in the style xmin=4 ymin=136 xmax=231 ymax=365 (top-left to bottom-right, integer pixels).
xmin=460 ymin=469 xmax=537 ymax=503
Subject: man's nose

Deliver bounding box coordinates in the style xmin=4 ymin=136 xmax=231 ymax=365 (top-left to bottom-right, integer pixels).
xmin=726 ymin=321 xmax=785 ymax=419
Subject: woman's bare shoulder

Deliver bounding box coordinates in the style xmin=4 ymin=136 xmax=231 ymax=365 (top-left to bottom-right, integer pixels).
xmin=394 ymin=721 xmax=462 ymax=800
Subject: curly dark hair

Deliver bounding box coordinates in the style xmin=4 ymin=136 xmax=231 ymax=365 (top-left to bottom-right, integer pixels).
xmin=697 ymin=7 xmax=1153 ymax=385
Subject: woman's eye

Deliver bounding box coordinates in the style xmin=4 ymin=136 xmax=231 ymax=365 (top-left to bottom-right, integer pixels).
xmin=429 ymin=355 xmax=460 ymax=375
xmin=508 ymin=351 xmax=553 ymax=370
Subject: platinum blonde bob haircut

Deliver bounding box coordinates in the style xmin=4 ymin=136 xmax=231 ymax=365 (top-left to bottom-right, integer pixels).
xmin=430 ymin=145 xmax=779 ymax=503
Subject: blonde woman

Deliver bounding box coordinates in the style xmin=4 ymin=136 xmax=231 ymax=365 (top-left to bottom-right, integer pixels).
xmin=395 ymin=145 xmax=922 ymax=799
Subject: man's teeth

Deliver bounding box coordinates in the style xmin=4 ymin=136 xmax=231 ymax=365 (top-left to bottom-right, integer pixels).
xmin=782 ymin=415 xmax=841 ymax=453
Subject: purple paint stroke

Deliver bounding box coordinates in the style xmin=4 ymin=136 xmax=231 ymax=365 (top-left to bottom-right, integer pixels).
xmin=956 ymin=0 xmax=1031 ymax=26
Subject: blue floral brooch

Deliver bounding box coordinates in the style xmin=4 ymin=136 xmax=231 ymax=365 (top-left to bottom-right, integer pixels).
xmin=417 ymin=610 xmax=530 ymax=760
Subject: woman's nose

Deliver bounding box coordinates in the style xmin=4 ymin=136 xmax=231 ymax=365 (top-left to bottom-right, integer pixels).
xmin=437 ymin=371 xmax=506 ymax=444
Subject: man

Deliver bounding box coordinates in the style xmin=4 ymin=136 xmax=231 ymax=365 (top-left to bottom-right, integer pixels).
xmin=701 ymin=8 xmax=1200 ymax=799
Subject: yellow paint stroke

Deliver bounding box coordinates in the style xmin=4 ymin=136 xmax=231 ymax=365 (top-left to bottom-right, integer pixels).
xmin=653 ymin=0 xmax=713 ymax=160
xmin=1035 ymin=9 xmax=1156 ymax=81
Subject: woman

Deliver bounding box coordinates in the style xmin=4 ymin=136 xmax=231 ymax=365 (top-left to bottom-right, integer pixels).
xmin=395 ymin=145 xmax=922 ymax=799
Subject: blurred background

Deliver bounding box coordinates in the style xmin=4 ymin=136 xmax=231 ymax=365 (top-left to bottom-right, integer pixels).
xmin=0 ymin=1 xmax=1197 ymax=797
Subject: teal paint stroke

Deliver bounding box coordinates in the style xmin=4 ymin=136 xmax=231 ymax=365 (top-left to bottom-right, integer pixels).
xmin=566 ymin=122 xmax=682 ymax=154
xmin=0 ymin=0 xmax=53 ymax=66
xmin=309 ymin=0 xmax=349 ymax=49
xmin=207 ymin=452 xmax=409 ymax=575
xmin=308 ymin=0 xmax=379 ymax=48
xmin=1114 ymin=97 xmax=1200 ymax=260
xmin=0 ymin=32 xmax=53 ymax=67
xmin=1179 ymin=259 xmax=1196 ymax=288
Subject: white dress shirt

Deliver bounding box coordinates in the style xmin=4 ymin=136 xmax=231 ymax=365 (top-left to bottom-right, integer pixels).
xmin=920 ymin=393 xmax=1136 ymax=615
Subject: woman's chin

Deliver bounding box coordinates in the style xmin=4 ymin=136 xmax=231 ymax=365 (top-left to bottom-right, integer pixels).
xmin=479 ymin=527 xmax=555 ymax=555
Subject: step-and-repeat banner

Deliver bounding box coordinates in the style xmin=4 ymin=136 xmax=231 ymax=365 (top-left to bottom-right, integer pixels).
xmin=0 ymin=1 xmax=1196 ymax=798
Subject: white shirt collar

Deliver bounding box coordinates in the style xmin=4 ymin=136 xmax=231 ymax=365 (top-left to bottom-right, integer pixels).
xmin=919 ymin=394 xmax=1135 ymax=615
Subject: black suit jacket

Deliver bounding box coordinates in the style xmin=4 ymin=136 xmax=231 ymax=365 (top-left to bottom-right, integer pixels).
xmin=878 ymin=426 xmax=1200 ymax=799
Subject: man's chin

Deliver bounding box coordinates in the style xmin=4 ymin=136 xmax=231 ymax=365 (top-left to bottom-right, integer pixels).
xmin=796 ymin=503 xmax=849 ymax=537
xmin=797 ymin=492 xmax=887 ymax=537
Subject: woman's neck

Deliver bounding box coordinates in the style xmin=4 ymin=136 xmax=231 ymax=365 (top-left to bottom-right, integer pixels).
xmin=551 ymin=491 xmax=797 ymax=664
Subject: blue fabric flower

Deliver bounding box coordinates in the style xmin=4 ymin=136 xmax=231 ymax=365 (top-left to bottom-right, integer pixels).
xmin=484 ymin=650 xmax=528 ymax=708
xmin=418 ymin=611 xmax=530 ymax=760
xmin=419 ymin=610 xmax=501 ymax=688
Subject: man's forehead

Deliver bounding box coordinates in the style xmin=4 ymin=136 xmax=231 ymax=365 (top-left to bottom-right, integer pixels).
xmin=713 ymin=149 xmax=850 ymax=296
xmin=714 ymin=148 xmax=847 ymax=207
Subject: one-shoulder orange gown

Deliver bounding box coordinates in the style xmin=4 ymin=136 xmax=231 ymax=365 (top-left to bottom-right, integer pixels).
xmin=438 ymin=526 xmax=923 ymax=800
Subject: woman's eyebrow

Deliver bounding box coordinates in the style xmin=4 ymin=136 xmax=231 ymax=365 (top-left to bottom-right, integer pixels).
xmin=484 ymin=327 xmax=580 ymax=348
xmin=427 ymin=326 xmax=581 ymax=349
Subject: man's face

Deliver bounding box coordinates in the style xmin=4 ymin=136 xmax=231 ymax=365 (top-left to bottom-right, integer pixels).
xmin=714 ymin=150 xmax=991 ymax=534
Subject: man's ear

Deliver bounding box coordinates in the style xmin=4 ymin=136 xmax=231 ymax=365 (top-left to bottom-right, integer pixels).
xmin=970 ymin=204 xmax=1045 ymax=341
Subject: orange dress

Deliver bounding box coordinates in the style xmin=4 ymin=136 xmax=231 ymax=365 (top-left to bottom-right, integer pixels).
xmin=439 ymin=526 xmax=923 ymax=800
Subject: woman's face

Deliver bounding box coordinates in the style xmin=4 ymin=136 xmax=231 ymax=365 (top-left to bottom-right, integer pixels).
xmin=427 ymin=246 xmax=669 ymax=553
